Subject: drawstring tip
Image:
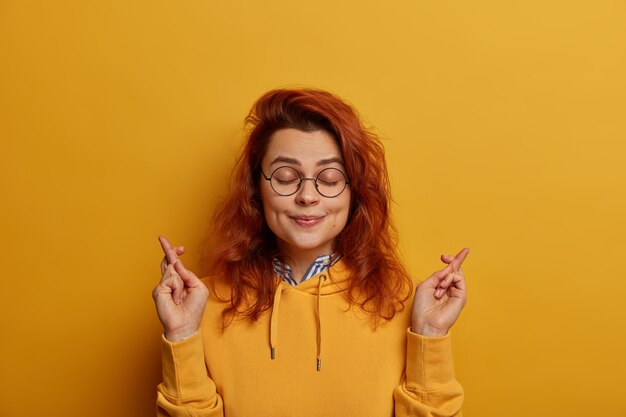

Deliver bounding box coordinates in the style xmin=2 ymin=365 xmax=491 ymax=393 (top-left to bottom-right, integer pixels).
xmin=271 ymin=347 xmax=276 ymax=360
xmin=317 ymin=358 xmax=321 ymax=371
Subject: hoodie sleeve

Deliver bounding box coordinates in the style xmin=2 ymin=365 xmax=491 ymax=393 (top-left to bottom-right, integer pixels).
xmin=156 ymin=330 xmax=224 ymax=417
xmin=393 ymin=329 xmax=464 ymax=417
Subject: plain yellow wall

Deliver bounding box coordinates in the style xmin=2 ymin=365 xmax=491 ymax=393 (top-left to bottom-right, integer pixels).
xmin=1 ymin=1 xmax=625 ymax=416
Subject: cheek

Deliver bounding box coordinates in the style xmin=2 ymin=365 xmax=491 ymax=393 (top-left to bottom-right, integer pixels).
xmin=331 ymin=195 xmax=351 ymax=229
xmin=260 ymin=188 xmax=289 ymax=233
xmin=259 ymin=186 xmax=277 ymax=228
xmin=259 ymin=182 xmax=270 ymax=208
xmin=260 ymin=184 xmax=277 ymax=212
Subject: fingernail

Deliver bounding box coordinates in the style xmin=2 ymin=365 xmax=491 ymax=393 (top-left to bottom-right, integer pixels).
xmin=435 ymin=289 xmax=441 ymax=297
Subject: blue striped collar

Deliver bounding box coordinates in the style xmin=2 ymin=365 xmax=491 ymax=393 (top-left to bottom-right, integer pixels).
xmin=273 ymin=254 xmax=340 ymax=286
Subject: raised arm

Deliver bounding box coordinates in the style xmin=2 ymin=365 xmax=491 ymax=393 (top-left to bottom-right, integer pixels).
xmin=153 ymin=236 xmax=223 ymax=417
xmin=394 ymin=248 xmax=469 ymax=417
xmin=153 ymin=236 xmax=209 ymax=341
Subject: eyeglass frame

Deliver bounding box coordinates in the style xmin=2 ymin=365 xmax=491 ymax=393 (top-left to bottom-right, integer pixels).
xmin=260 ymin=166 xmax=351 ymax=198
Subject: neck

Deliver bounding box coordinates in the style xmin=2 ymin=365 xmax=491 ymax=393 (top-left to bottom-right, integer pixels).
xmin=278 ymin=246 xmax=332 ymax=281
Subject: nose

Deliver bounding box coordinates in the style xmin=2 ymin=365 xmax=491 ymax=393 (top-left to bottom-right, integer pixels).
xmin=295 ymin=178 xmax=319 ymax=206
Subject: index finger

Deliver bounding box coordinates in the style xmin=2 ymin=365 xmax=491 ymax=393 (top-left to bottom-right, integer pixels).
xmin=158 ymin=236 xmax=179 ymax=265
xmin=449 ymin=247 xmax=470 ymax=272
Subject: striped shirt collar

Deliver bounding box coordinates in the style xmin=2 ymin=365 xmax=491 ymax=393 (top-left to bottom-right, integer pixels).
xmin=273 ymin=254 xmax=340 ymax=286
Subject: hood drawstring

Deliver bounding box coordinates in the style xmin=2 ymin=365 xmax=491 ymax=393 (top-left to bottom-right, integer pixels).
xmin=316 ymin=274 xmax=326 ymax=371
xmin=270 ymin=282 xmax=283 ymax=360
xmin=268 ymin=274 xmax=327 ymax=371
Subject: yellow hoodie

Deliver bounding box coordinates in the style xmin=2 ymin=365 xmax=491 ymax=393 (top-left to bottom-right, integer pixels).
xmin=156 ymin=261 xmax=463 ymax=417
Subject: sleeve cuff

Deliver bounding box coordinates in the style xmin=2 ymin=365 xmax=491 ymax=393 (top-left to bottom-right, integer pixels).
xmin=405 ymin=328 xmax=457 ymax=392
xmin=160 ymin=329 xmax=212 ymax=399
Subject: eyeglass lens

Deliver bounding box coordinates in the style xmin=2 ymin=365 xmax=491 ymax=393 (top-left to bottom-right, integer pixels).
xmin=270 ymin=166 xmax=347 ymax=197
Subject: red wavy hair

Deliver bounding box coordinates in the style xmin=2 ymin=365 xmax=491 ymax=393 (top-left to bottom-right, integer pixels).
xmin=208 ymin=88 xmax=412 ymax=326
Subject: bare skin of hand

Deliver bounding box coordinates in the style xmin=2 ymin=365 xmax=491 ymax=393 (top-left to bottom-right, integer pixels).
xmin=411 ymin=248 xmax=469 ymax=337
xmin=152 ymin=236 xmax=209 ymax=342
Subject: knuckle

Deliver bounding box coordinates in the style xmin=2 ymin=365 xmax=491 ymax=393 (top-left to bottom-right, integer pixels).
xmin=162 ymin=275 xmax=178 ymax=287
xmin=152 ymin=284 xmax=167 ymax=299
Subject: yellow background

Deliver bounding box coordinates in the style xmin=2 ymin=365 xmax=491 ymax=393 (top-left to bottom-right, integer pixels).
xmin=1 ymin=1 xmax=625 ymax=416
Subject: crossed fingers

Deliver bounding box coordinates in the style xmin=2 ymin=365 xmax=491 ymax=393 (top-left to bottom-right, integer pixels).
xmin=440 ymin=247 xmax=469 ymax=274
xmin=159 ymin=236 xmax=185 ymax=274
xmin=434 ymin=248 xmax=469 ymax=299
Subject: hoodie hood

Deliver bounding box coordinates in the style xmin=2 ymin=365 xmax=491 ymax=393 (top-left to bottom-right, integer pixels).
xmin=279 ymin=259 xmax=351 ymax=296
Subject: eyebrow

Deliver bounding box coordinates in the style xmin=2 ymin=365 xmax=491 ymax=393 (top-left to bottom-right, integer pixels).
xmin=269 ymin=156 xmax=345 ymax=167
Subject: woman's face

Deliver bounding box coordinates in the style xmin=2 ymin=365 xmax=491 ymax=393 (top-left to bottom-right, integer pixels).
xmin=260 ymin=128 xmax=351 ymax=260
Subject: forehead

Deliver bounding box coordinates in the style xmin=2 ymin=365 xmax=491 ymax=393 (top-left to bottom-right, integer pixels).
xmin=262 ymin=128 xmax=343 ymax=165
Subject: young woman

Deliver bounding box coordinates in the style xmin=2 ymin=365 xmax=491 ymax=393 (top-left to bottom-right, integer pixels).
xmin=152 ymin=88 xmax=469 ymax=417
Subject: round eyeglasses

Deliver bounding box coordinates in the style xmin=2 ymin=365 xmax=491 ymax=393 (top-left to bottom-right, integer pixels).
xmin=261 ymin=166 xmax=350 ymax=198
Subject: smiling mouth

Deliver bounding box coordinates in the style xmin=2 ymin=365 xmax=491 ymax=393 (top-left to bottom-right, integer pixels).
xmin=291 ymin=216 xmax=325 ymax=227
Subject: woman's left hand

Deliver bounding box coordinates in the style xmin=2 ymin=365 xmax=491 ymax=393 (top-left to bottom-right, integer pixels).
xmin=411 ymin=248 xmax=469 ymax=337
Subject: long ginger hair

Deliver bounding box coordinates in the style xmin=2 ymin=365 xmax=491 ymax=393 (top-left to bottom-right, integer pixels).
xmin=208 ymin=88 xmax=412 ymax=325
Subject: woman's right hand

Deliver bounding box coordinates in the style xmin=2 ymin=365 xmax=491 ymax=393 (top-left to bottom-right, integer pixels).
xmin=152 ymin=236 xmax=209 ymax=342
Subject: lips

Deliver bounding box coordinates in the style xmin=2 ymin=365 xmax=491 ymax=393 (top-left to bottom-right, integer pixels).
xmin=291 ymin=215 xmax=325 ymax=227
